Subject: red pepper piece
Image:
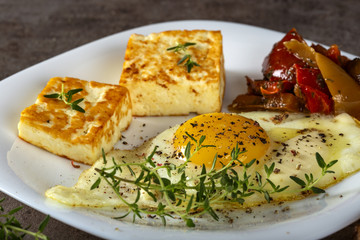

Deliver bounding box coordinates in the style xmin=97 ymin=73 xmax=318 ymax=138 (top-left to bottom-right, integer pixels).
xmin=295 ymin=64 xmax=331 ymax=96
xmin=260 ymin=83 xmax=280 ymax=95
xmin=262 ymin=28 xmax=307 ymax=83
xmin=71 ymin=159 xmax=80 ymax=168
xmin=312 ymin=43 xmax=349 ymax=68
xmin=299 ymin=85 xmax=333 ymax=114
xmin=326 ymin=44 xmax=342 ymax=65
xmin=295 ymin=64 xmax=333 ymax=114
xmin=260 ymin=80 xmax=294 ymax=95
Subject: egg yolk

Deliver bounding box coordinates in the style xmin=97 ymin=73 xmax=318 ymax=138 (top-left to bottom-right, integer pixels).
xmin=173 ymin=113 xmax=270 ymax=169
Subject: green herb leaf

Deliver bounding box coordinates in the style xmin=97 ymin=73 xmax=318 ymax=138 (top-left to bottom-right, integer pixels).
xmin=256 ymin=172 xmax=262 ymax=186
xmin=198 ymin=135 xmax=206 ymax=146
xmin=185 ymin=131 xmax=197 ymax=142
xmin=90 ymin=177 xmax=101 ymax=190
xmin=102 ymin=148 xmax=107 ymax=164
xmin=167 ymin=42 xmax=199 ymax=73
xmin=0 ymin=198 xmax=49 ymax=239
xmin=167 ymin=42 xmax=196 ymax=52
xmin=289 ymin=153 xmax=337 ymax=194
xmin=38 ymin=215 xmax=50 ymax=232
xmin=327 ymin=160 xmax=338 ymax=169
xmin=186 ymin=218 xmax=195 ymax=227
xmin=186 ymin=195 xmax=194 ymax=213
xmin=71 ymin=103 xmax=85 ymax=113
xmin=114 ymin=210 xmax=131 ymax=219
xmin=178 ymin=54 xmax=190 ymax=65
xmin=264 ymin=162 xmax=275 ymax=178
xmin=316 ymin=152 xmax=326 ymax=168
xmin=184 ymin=142 xmax=191 ymax=160
xmin=290 ymin=176 xmax=306 ymax=187
xmin=311 ymin=186 xmax=325 ymax=194
xmin=245 ymin=159 xmax=255 ymax=168
xmin=264 ymin=191 xmax=271 ymax=203
xmin=183 ymin=42 xmax=196 ymax=47
xmin=67 ymin=88 xmax=83 ymax=97
xmin=43 ymin=93 xmax=60 ymax=98
xmin=44 ymin=83 xmax=85 ymax=113
xmin=8 ymin=206 xmax=23 ymax=215
xmin=210 ymin=154 xmax=218 ymax=172
xmin=167 ymin=191 xmax=176 ymax=202
xmin=71 ymin=98 xmax=84 ymax=105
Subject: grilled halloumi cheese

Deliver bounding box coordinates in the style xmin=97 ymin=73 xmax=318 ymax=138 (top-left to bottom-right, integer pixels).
xmin=18 ymin=77 xmax=132 ymax=165
xmin=119 ymin=30 xmax=225 ymax=116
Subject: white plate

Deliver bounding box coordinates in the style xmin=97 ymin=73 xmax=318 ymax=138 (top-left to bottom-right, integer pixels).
xmin=1 ymin=20 xmax=360 ymax=240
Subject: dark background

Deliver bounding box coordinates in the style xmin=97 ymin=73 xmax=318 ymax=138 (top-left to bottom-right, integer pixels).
xmin=1 ymin=0 xmax=360 ymax=239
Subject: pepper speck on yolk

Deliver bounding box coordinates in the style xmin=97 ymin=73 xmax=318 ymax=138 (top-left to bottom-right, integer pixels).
xmin=173 ymin=113 xmax=270 ymax=169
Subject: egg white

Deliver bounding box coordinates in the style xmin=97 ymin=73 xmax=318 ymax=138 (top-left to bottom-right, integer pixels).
xmin=45 ymin=111 xmax=360 ymax=226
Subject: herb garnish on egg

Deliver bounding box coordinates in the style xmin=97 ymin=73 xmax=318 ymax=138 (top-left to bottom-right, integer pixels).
xmin=91 ymin=115 xmax=338 ymax=227
xmin=92 ymin=137 xmax=291 ymax=227
xmin=290 ymin=152 xmax=338 ymax=194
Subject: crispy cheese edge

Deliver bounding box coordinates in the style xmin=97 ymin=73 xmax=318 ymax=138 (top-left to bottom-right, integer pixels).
xmin=119 ymin=30 xmax=225 ymax=116
xmin=18 ymin=77 xmax=132 ymax=165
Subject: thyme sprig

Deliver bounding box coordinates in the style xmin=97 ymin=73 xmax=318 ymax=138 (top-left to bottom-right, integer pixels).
xmin=166 ymin=42 xmax=196 ymax=52
xmin=167 ymin=42 xmax=200 ymax=73
xmin=44 ymin=83 xmax=85 ymax=113
xmin=91 ymin=136 xmax=338 ymax=227
xmin=91 ymin=134 xmax=300 ymax=227
xmin=290 ymin=152 xmax=338 ymax=193
xmin=0 ymin=198 xmax=49 ymax=239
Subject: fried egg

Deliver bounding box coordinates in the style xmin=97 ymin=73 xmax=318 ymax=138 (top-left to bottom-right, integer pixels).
xmin=45 ymin=111 xmax=360 ymax=224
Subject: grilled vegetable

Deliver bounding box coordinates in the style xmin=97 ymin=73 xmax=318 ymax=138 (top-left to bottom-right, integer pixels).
xmin=230 ymin=28 xmax=360 ymax=120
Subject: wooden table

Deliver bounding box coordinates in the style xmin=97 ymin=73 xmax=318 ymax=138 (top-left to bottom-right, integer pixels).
xmin=1 ymin=0 xmax=360 ymax=239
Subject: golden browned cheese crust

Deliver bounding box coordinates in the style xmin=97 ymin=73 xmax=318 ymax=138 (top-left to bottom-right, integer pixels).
xmin=119 ymin=30 xmax=225 ymax=116
xmin=18 ymin=77 xmax=132 ymax=165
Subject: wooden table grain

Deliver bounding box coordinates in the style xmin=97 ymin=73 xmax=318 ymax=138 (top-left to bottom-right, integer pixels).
xmin=1 ymin=0 xmax=360 ymax=239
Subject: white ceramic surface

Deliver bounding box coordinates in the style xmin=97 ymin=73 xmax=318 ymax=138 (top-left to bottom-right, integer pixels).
xmin=1 ymin=20 xmax=359 ymax=240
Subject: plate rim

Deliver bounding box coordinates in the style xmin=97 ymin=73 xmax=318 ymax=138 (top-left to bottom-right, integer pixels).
xmin=1 ymin=19 xmax=359 ymax=240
